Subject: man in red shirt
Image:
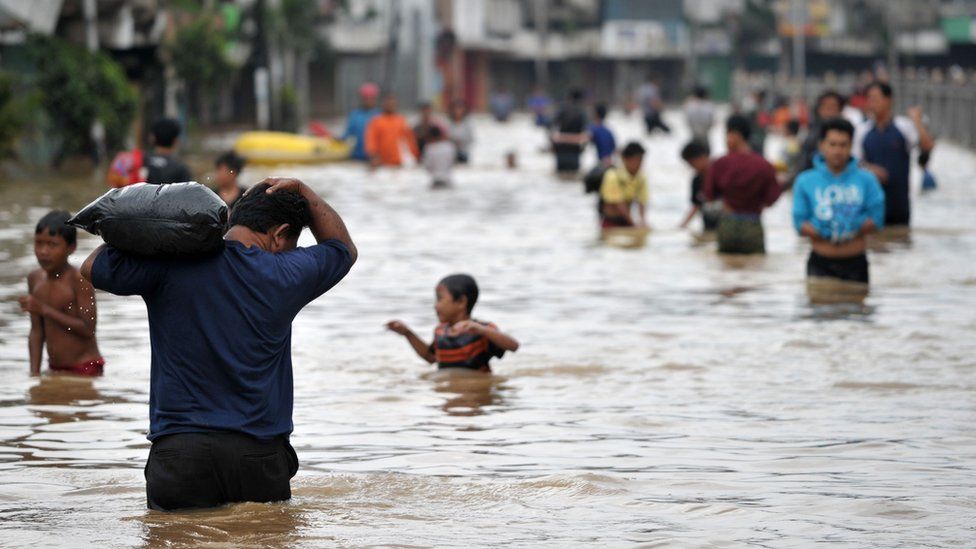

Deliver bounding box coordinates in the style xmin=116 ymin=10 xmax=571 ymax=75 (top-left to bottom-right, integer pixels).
xmin=704 ymin=115 xmax=783 ymax=254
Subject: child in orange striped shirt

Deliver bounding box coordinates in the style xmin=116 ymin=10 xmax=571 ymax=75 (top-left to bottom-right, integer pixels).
xmin=386 ymin=274 xmax=519 ymax=372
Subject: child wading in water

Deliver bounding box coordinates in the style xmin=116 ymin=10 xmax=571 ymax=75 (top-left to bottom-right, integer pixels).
xmin=386 ymin=274 xmax=518 ymax=372
xmin=19 ymin=211 xmax=103 ymax=376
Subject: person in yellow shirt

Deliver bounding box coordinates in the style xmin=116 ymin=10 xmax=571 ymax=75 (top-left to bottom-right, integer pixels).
xmin=365 ymin=94 xmax=420 ymax=167
xmin=599 ymin=142 xmax=648 ymax=228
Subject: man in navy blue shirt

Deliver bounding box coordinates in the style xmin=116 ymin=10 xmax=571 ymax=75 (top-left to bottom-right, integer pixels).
xmin=81 ymin=178 xmax=357 ymax=510
xmin=853 ymin=81 xmax=934 ymax=226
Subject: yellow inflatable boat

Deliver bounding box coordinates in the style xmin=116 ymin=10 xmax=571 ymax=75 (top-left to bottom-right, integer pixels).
xmin=234 ymin=131 xmax=351 ymax=165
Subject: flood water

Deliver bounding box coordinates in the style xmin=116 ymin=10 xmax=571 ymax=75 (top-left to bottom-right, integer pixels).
xmin=1 ymin=111 xmax=974 ymax=547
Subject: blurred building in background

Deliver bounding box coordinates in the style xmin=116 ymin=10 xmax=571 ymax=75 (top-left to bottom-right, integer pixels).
xmin=2 ymin=0 xmax=976 ymax=164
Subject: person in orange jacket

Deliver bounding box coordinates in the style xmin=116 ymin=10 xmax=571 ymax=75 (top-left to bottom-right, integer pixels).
xmin=365 ymin=94 xmax=420 ymax=167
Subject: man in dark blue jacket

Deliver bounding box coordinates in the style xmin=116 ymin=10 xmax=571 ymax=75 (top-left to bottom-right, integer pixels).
xmin=81 ymin=178 xmax=357 ymax=511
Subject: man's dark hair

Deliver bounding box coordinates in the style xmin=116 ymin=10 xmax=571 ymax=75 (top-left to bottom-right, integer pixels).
xmin=229 ymin=183 xmax=310 ymax=239
xmin=621 ymin=141 xmax=645 ymax=158
xmin=726 ymin=114 xmax=752 ymax=141
xmin=35 ymin=210 xmax=76 ymax=246
xmin=786 ymin=119 xmax=801 ymax=136
xmin=819 ymin=117 xmax=855 ymax=142
xmin=594 ymin=103 xmax=608 ymax=120
xmin=681 ymin=140 xmax=709 ymax=162
xmin=865 ymin=81 xmax=893 ymax=98
xmin=428 ymin=125 xmax=443 ymax=139
xmin=215 ymin=150 xmax=246 ymax=173
xmin=693 ymin=86 xmax=708 ymax=99
xmin=439 ymin=273 xmax=479 ymax=314
xmin=815 ymin=90 xmax=846 ymax=113
xmin=151 ymin=117 xmax=182 ymax=148
xmin=569 ymin=89 xmax=583 ymax=102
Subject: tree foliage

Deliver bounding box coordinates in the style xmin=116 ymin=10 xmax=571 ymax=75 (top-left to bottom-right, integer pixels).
xmin=167 ymin=15 xmax=235 ymax=101
xmin=26 ymin=34 xmax=137 ymax=159
xmin=0 ymin=72 xmax=30 ymax=157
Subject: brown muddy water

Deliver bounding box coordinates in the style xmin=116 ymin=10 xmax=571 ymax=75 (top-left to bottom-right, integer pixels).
xmin=1 ymin=112 xmax=974 ymax=547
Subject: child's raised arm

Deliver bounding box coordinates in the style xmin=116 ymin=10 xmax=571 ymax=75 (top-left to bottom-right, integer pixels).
xmin=386 ymin=320 xmax=436 ymax=364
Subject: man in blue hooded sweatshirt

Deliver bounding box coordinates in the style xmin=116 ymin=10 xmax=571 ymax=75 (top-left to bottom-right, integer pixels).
xmin=793 ymin=118 xmax=885 ymax=284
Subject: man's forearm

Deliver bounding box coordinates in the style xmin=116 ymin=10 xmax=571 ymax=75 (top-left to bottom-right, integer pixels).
xmin=799 ymin=222 xmax=822 ymax=241
xmin=916 ymin=122 xmax=934 ymax=152
xmin=859 ymin=218 xmax=877 ymax=235
xmin=299 ymin=185 xmax=358 ymax=262
xmin=605 ymin=203 xmax=632 ymax=223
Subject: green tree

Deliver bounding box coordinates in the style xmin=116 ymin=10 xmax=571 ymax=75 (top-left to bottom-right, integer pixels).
xmin=166 ymin=13 xmax=235 ymax=124
xmin=0 ymin=72 xmax=29 ymax=158
xmin=26 ymin=34 xmax=137 ymax=163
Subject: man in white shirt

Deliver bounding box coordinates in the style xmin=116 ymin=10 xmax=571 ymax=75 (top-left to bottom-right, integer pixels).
xmin=422 ymin=126 xmax=457 ymax=189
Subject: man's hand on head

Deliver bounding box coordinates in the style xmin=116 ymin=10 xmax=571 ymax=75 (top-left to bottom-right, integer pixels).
xmin=261 ymin=177 xmax=307 ymax=196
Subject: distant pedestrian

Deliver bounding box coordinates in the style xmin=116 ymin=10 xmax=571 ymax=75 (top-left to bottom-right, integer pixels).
xmin=386 ymin=274 xmax=519 ymax=373
xmin=489 ymin=89 xmax=514 ymax=122
xmin=342 ymin=83 xmax=381 ymax=161
xmin=413 ymin=101 xmax=448 ymax=155
xmin=551 ymin=89 xmax=589 ymax=174
xmin=447 ymin=99 xmax=474 ymax=164
xmin=212 ymin=151 xmax=248 ymax=211
xmin=589 ymin=103 xmax=616 ymax=166
xmin=853 ymin=81 xmax=935 ymax=226
xmin=798 ymin=90 xmax=845 ymax=174
xmin=637 ymin=75 xmax=670 ymax=134
xmin=422 ymin=126 xmax=456 ymax=189
xmin=793 ymin=118 xmax=885 ymax=284
xmin=598 ymin=142 xmax=648 ymax=230
xmin=704 ymin=115 xmax=782 ymax=254
xmin=145 ymin=118 xmax=193 ymax=185
xmin=528 ymin=87 xmax=552 ymax=127
xmin=365 ymin=94 xmax=420 ymax=167
xmin=678 ymin=141 xmax=719 ymax=233
xmin=684 ymin=86 xmax=714 ymax=144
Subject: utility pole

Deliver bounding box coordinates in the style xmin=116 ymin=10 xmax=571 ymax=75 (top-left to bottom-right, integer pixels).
xmin=885 ymin=1 xmax=901 ymax=98
xmin=83 ymin=0 xmax=105 ymax=163
xmin=792 ymin=0 xmax=805 ymax=100
xmin=381 ymin=7 xmax=401 ymax=95
xmin=533 ymin=0 xmax=549 ymax=91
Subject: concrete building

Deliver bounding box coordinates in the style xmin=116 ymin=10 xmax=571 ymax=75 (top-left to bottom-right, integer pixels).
xmin=319 ymin=0 xmax=437 ymax=116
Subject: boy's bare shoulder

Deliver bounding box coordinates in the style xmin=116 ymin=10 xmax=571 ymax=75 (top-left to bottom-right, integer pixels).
xmin=63 ymin=264 xmax=89 ymax=291
xmin=63 ymin=264 xmax=82 ymax=279
xmin=27 ymin=268 xmax=44 ymax=288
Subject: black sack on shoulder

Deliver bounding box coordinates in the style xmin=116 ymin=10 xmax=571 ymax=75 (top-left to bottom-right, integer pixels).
xmin=68 ymin=182 xmax=228 ymax=257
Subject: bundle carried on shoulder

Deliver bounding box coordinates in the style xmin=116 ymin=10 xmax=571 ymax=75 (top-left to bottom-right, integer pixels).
xmin=68 ymin=182 xmax=228 ymax=257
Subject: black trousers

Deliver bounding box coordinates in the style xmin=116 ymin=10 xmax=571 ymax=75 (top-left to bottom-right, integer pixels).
xmin=145 ymin=431 xmax=298 ymax=511
xmin=554 ymin=144 xmax=582 ymax=173
xmin=807 ymin=252 xmax=869 ymax=284
xmin=643 ymin=111 xmax=671 ymax=134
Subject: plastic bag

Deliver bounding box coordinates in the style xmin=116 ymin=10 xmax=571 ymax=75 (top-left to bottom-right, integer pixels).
xmin=68 ymin=182 xmax=228 ymax=257
xmin=583 ymin=164 xmax=609 ymax=194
